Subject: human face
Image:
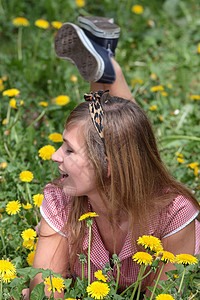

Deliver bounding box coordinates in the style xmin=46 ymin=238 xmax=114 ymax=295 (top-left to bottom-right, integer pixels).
xmin=51 ymin=125 xmax=97 ymax=197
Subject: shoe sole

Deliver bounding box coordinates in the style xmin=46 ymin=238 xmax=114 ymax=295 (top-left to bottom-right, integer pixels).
xmin=78 ymin=16 xmax=120 ymax=39
xmin=54 ymin=23 xmax=104 ymax=82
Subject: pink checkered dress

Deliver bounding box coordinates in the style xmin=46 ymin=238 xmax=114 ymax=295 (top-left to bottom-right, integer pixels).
xmin=40 ymin=185 xmax=200 ymax=290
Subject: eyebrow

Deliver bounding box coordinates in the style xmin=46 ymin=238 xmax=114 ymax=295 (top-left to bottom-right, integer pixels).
xmin=62 ymin=137 xmax=75 ymax=150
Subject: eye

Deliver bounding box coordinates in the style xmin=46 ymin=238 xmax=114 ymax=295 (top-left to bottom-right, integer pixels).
xmin=65 ymin=149 xmax=73 ymax=154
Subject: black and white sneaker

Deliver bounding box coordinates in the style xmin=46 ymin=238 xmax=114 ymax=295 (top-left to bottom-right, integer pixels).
xmin=55 ymin=23 xmax=104 ymax=82
xmin=54 ymin=23 xmax=116 ymax=83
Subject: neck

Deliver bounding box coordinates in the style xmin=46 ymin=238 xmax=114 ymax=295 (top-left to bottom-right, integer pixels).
xmin=87 ymin=191 xmax=129 ymax=226
xmin=88 ymin=190 xmax=108 ymax=216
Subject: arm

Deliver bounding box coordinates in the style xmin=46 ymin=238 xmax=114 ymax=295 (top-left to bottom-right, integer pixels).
xmin=30 ymin=216 xmax=69 ymax=299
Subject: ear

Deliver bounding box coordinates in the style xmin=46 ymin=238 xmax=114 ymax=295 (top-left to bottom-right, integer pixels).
xmin=105 ymin=157 xmax=111 ymax=178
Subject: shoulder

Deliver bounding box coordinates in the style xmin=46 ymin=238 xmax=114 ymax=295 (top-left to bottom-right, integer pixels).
xmin=160 ymin=194 xmax=199 ymax=238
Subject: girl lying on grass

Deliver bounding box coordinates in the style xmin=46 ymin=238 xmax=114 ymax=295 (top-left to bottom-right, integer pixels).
xmin=27 ymin=17 xmax=200 ymax=299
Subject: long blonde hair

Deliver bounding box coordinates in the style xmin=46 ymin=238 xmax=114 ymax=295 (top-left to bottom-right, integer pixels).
xmin=61 ymin=93 xmax=199 ymax=269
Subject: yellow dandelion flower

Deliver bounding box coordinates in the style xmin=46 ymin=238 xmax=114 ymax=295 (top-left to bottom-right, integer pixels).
xmin=187 ymin=162 xmax=199 ymax=169
xmin=161 ymin=91 xmax=168 ymax=97
xmin=22 ymin=203 xmax=33 ymax=210
xmin=150 ymin=85 xmax=164 ymax=92
xmin=2 ymin=75 xmax=8 ymax=81
xmin=23 ymin=239 xmax=34 ymax=250
xmin=2 ymin=118 xmax=7 ymax=125
xmin=190 ymin=95 xmax=200 ymax=100
xmin=177 ymin=157 xmax=184 ymax=164
xmin=0 ymin=162 xmax=7 ymax=169
xmin=75 ymin=0 xmax=85 ymax=8
xmin=158 ymin=115 xmax=164 ymax=121
xmin=79 ymin=212 xmax=99 ymax=221
xmin=198 ymin=43 xmax=200 ymax=54
xmin=39 ymin=101 xmax=48 ymax=107
xmin=21 ymin=228 xmax=37 ymax=241
xmin=51 ymin=21 xmax=63 ymax=29
xmin=132 ymin=252 xmax=153 ymax=266
xmin=175 ymin=152 xmax=184 ymax=158
xmin=6 ymin=200 xmax=21 ymax=215
xmin=158 ymin=251 xmax=175 ymax=263
xmin=0 ymin=260 xmax=16 ymax=277
xmin=156 ymin=295 xmax=175 ymax=300
xmin=87 ymin=281 xmax=110 ymax=299
xmin=166 ymin=84 xmax=172 ymax=89
xmin=174 ymin=274 xmax=179 ymax=279
xmin=44 ymin=276 xmax=65 ymax=293
xmin=131 ymin=78 xmax=144 ymax=88
xmin=0 ymin=81 xmax=4 ymax=91
xmin=194 ymin=166 xmax=199 ymax=177
xmin=19 ymin=170 xmax=34 ymax=182
xmin=131 ymin=5 xmax=144 ymax=14
xmin=12 ymin=17 xmax=30 ymax=27
xmin=95 ymin=270 xmax=107 ymax=282
xmin=150 ymin=73 xmax=157 ymax=80
xmin=2 ymin=271 xmax=16 ymax=283
xmin=34 ymin=19 xmax=49 ymax=29
xmin=9 ymin=98 xmax=17 ymax=109
xmin=137 ymin=235 xmax=163 ymax=252
xmin=33 ymin=194 xmax=44 ymax=207
xmin=38 ymin=145 xmax=56 ymax=160
xmin=65 ymin=299 xmax=80 ymax=300
xmin=149 ymin=105 xmax=158 ymax=111
xmin=27 ymin=250 xmax=36 ymax=266
xmin=3 ymin=88 xmax=20 ymax=97
xmin=175 ymin=254 xmax=198 ymax=266
xmin=55 ymin=95 xmax=70 ymax=106
xmin=70 ymin=75 xmax=78 ymax=83
xmin=48 ymin=133 xmax=63 ymax=143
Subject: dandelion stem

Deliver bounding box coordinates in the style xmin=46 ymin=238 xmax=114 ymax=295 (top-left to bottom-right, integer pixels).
xmin=149 ymin=263 xmax=165 ymax=300
xmin=33 ymin=30 xmax=42 ymax=63
xmin=35 ymin=209 xmax=39 ymax=227
xmin=18 ymin=27 xmax=22 ymax=60
xmin=0 ymin=224 xmax=6 ymax=256
xmin=25 ymin=182 xmax=32 ymax=203
xmin=130 ymin=264 xmax=146 ymax=300
xmin=88 ymin=224 xmax=92 ymax=285
xmin=115 ymin=262 xmax=120 ymax=293
xmin=49 ymin=160 xmax=55 ymax=179
xmin=27 ymin=110 xmax=46 ymax=128
xmin=81 ymin=262 xmax=84 ymax=281
xmin=4 ymin=142 xmax=13 ymax=161
xmin=7 ymin=109 xmax=20 ymax=131
xmin=6 ymin=105 xmax=11 ymax=125
xmin=178 ymin=266 xmax=186 ymax=293
xmin=136 ymin=279 xmax=142 ymax=300
xmin=49 ymin=272 xmax=54 ymax=299
xmin=120 ymin=281 xmax=136 ymax=296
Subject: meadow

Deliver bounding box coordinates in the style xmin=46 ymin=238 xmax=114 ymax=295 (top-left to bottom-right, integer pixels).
xmin=0 ymin=0 xmax=200 ymax=299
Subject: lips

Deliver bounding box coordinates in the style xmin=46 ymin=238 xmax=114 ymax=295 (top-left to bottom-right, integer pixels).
xmin=59 ymin=168 xmax=69 ymax=179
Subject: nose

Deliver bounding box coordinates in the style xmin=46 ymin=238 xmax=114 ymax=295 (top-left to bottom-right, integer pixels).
xmin=51 ymin=147 xmax=63 ymax=163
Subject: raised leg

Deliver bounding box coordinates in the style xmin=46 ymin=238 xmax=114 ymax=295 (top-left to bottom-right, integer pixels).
xmin=90 ymin=57 xmax=135 ymax=102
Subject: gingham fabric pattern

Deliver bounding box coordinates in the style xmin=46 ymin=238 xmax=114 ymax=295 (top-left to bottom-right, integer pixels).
xmin=40 ymin=185 xmax=200 ymax=289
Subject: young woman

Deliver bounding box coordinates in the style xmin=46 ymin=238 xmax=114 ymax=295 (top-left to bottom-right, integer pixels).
xmin=29 ymin=17 xmax=200 ymax=299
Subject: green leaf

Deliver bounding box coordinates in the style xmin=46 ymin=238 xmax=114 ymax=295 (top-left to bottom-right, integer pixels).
xmin=30 ymin=282 xmax=45 ymax=300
